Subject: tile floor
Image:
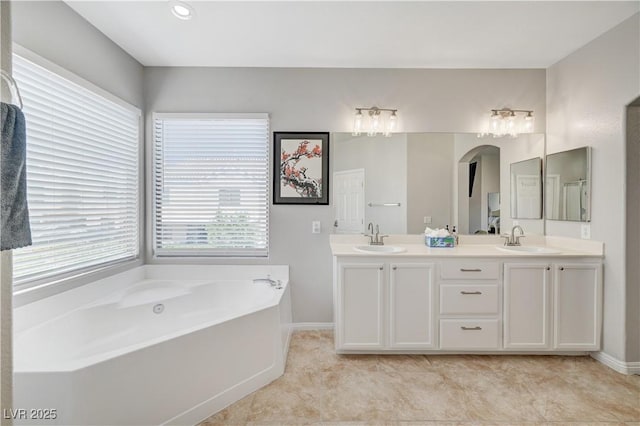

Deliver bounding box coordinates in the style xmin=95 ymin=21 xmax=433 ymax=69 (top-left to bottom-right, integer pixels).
xmin=199 ymin=330 xmax=640 ymax=426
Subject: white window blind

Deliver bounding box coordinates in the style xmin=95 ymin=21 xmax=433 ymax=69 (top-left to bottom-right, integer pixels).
xmin=12 ymin=54 xmax=140 ymax=289
xmin=153 ymin=114 xmax=269 ymax=257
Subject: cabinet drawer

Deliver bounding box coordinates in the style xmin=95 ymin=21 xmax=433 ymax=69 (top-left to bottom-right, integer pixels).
xmin=440 ymin=261 xmax=499 ymax=280
xmin=440 ymin=284 xmax=499 ymax=315
xmin=439 ymin=319 xmax=500 ymax=349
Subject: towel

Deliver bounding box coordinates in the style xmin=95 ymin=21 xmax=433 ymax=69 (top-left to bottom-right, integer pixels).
xmin=1 ymin=102 xmax=31 ymax=250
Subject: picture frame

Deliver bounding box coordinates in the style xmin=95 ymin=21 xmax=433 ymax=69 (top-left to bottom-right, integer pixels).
xmin=273 ymin=131 xmax=330 ymax=205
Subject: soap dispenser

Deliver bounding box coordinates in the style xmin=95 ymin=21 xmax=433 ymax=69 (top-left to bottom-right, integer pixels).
xmin=452 ymin=225 xmax=459 ymax=245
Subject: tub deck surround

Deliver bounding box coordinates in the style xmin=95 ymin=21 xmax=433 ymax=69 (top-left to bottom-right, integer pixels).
xmin=331 ymin=234 xmax=604 ymax=357
xmin=13 ymin=265 xmax=292 ymax=426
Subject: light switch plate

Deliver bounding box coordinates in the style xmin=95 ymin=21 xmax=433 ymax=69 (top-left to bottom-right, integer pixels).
xmin=581 ymin=223 xmax=591 ymax=239
xmin=312 ymin=221 xmax=321 ymax=234
xmin=423 ymin=216 xmax=432 ymax=224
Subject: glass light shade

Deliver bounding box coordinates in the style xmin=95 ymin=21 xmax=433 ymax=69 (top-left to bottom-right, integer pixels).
xmin=489 ymin=112 xmax=501 ymax=134
xmin=506 ymin=112 xmax=517 ymax=137
xmin=352 ymin=110 xmax=363 ymax=136
xmin=384 ymin=111 xmax=398 ymax=137
xmin=368 ymin=111 xmax=381 ymax=136
xmin=523 ymin=113 xmax=534 ymax=133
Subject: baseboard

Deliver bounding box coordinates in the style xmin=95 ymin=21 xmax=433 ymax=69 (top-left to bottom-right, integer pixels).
xmin=291 ymin=322 xmax=334 ymax=331
xmin=591 ymin=351 xmax=640 ymax=375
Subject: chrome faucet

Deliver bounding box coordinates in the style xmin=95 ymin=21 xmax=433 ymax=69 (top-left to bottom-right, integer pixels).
xmin=502 ymin=225 xmax=525 ymax=246
xmin=364 ymin=222 xmax=388 ymax=245
xmin=252 ymin=275 xmax=282 ymax=289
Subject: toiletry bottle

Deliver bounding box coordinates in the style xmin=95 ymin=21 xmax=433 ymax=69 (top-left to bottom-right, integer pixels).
xmin=452 ymin=226 xmax=458 ymax=245
xmin=445 ymin=225 xmax=450 ymax=232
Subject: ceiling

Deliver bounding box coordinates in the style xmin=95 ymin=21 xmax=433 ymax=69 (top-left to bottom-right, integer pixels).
xmin=65 ymin=1 xmax=640 ymax=68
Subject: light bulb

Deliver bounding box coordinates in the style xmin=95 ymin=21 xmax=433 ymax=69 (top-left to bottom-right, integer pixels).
xmin=368 ymin=111 xmax=381 ymax=136
xmin=352 ymin=109 xmax=363 ymax=136
xmin=384 ymin=111 xmax=398 ymax=137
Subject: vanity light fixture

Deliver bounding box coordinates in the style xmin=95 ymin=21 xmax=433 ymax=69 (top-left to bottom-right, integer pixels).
xmin=352 ymin=107 xmax=399 ymax=137
xmin=170 ymin=0 xmax=194 ymax=20
xmin=480 ymin=108 xmax=534 ymax=138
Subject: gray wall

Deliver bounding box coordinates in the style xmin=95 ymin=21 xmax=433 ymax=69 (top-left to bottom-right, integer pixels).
xmin=406 ymin=133 xmax=454 ymax=232
xmin=12 ymin=1 xmax=144 ymax=108
xmin=546 ymin=13 xmax=640 ymax=362
xmin=144 ymin=67 xmax=546 ymax=323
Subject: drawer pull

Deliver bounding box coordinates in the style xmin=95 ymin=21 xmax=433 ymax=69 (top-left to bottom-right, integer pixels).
xmin=460 ymin=291 xmax=482 ymax=295
xmin=461 ymin=326 xmax=482 ymax=331
xmin=460 ymin=268 xmax=482 ymax=272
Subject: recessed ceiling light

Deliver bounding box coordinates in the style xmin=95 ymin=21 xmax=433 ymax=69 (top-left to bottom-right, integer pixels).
xmin=170 ymin=0 xmax=194 ymax=20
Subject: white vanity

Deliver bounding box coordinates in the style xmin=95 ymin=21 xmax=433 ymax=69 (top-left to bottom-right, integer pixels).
xmin=330 ymin=234 xmax=603 ymax=354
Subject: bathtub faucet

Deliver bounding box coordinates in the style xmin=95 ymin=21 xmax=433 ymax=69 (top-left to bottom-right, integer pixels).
xmin=253 ymin=276 xmax=282 ymax=289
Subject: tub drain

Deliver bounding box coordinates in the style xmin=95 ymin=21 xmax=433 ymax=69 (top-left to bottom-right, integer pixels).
xmin=153 ymin=303 xmax=165 ymax=314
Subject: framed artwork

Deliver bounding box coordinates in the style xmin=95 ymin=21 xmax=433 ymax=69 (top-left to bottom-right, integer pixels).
xmin=273 ymin=132 xmax=329 ymax=205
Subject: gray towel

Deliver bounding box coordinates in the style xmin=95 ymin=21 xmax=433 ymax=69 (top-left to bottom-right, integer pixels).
xmin=1 ymin=102 xmax=31 ymax=250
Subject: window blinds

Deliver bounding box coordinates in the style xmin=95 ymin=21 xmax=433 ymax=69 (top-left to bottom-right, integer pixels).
xmin=12 ymin=54 xmax=140 ymax=289
xmin=153 ymin=114 xmax=269 ymax=257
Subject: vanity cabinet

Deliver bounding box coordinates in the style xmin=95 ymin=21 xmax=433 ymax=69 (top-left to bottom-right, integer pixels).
xmin=503 ymin=262 xmax=602 ymax=351
xmin=336 ymin=262 xmax=385 ymax=349
xmin=553 ymin=263 xmax=602 ymax=350
xmin=439 ymin=260 xmax=502 ymax=350
xmin=335 ymin=260 xmax=435 ymax=351
xmin=332 ymin=247 xmax=603 ymax=354
xmin=504 ymin=263 xmax=552 ymax=349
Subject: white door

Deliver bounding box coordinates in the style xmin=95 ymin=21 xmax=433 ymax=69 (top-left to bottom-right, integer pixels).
xmin=333 ymin=169 xmax=365 ymax=234
xmin=504 ymin=263 xmax=551 ymax=349
xmin=336 ymin=262 xmax=385 ymax=350
xmin=389 ymin=263 xmax=436 ymax=349
xmin=553 ymin=263 xmax=602 ymax=350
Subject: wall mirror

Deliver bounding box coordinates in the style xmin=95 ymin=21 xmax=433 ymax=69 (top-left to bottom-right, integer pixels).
xmin=331 ymin=132 xmax=545 ymax=235
xmin=545 ymin=146 xmax=591 ymax=222
xmin=510 ymin=157 xmax=543 ymax=219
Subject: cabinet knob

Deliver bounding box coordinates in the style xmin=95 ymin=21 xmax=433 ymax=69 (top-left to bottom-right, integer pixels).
xmin=392 ymin=266 xmax=397 ymax=270
xmin=559 ymin=267 xmax=564 ymax=271
xmin=546 ymin=266 xmax=551 ymax=271
xmin=379 ymin=267 xmax=384 ymax=271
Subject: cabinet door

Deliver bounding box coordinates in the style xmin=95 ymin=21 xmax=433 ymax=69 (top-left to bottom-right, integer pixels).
xmin=336 ymin=263 xmax=385 ymax=350
xmin=389 ymin=263 xmax=436 ymax=349
xmin=504 ymin=263 xmax=551 ymax=349
xmin=553 ymin=263 xmax=602 ymax=350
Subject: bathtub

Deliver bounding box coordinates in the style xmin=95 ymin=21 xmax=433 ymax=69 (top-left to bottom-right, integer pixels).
xmin=13 ymin=265 xmax=292 ymax=425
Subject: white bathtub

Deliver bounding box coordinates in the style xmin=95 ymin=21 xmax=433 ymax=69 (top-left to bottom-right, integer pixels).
xmin=14 ymin=265 xmax=292 ymax=426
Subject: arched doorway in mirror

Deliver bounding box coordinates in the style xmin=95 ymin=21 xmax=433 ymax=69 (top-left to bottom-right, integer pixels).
xmin=458 ymin=145 xmax=500 ymax=235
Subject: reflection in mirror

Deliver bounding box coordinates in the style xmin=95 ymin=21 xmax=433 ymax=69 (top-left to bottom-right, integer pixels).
xmin=458 ymin=145 xmax=500 ymax=234
xmin=510 ymin=157 xmax=542 ymax=219
xmin=545 ymin=147 xmax=591 ymax=221
xmin=331 ymin=132 xmax=545 ymax=235
xmin=332 ymin=133 xmax=453 ymax=234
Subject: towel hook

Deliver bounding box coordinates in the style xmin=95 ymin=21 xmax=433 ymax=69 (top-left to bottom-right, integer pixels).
xmin=0 ymin=70 xmax=23 ymax=110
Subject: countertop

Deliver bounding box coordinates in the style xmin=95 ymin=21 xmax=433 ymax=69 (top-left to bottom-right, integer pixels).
xmin=329 ymin=234 xmax=604 ymax=258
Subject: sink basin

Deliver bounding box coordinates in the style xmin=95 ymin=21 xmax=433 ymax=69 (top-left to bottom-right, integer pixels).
xmin=353 ymin=245 xmax=407 ymax=254
xmin=497 ymin=245 xmax=562 ymax=254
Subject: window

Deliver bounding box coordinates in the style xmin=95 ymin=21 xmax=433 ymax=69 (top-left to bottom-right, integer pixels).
xmin=153 ymin=114 xmax=269 ymax=257
xmin=12 ymin=54 xmax=140 ymax=290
